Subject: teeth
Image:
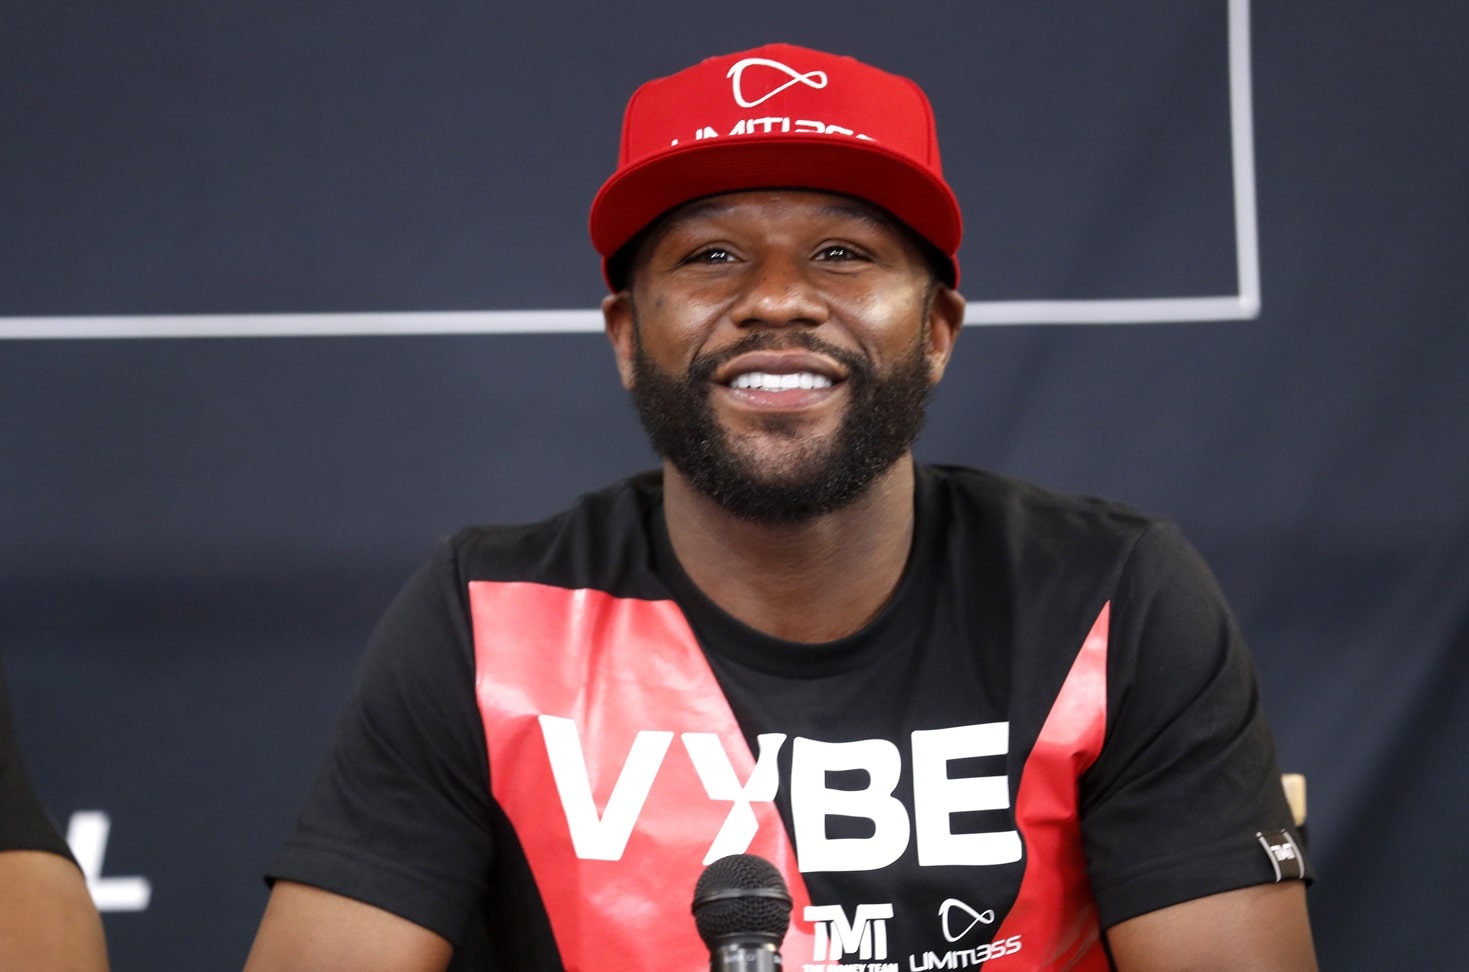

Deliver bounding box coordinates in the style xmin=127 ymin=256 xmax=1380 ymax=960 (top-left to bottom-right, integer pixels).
xmin=730 ymin=372 xmax=833 ymax=391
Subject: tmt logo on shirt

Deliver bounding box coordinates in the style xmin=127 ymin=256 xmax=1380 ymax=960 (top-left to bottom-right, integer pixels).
xmin=538 ymin=716 xmax=1021 ymax=870
xmin=806 ymin=902 xmax=894 ymax=965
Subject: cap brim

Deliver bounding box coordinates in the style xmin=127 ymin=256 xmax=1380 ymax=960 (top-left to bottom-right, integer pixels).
xmin=589 ymin=136 xmax=962 ymax=283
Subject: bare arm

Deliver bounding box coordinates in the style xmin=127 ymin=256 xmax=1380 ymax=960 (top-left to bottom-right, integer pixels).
xmin=1106 ymin=882 xmax=1317 ymax=972
xmin=0 ymin=850 xmax=109 ymax=972
xmin=243 ymin=881 xmax=454 ymax=972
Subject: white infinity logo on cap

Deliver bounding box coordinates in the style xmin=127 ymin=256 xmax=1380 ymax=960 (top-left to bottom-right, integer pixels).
xmin=727 ymin=57 xmax=828 ymax=108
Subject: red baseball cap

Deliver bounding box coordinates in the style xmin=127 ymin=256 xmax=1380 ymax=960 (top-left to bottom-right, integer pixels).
xmin=589 ymin=43 xmax=963 ymax=288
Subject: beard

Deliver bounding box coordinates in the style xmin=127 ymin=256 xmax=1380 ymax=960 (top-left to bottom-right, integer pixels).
xmin=628 ymin=325 xmax=934 ymax=523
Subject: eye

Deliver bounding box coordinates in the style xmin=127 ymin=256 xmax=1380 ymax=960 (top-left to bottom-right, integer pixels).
xmin=682 ymin=246 xmax=735 ymax=265
xmin=815 ymin=243 xmax=866 ymax=262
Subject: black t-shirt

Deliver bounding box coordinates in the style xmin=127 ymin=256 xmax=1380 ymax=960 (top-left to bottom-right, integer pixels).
xmin=269 ymin=465 xmax=1306 ymax=970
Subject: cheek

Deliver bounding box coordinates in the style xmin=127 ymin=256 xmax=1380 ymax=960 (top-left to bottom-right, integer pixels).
xmin=834 ymin=284 xmax=929 ymax=349
xmin=637 ymin=292 xmax=731 ymax=361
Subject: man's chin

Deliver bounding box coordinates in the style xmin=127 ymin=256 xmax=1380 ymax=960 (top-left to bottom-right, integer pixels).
xmin=714 ymin=439 xmax=844 ymax=488
xmin=673 ymin=448 xmax=887 ymax=523
xmin=727 ymin=423 xmax=833 ymax=454
xmin=718 ymin=406 xmax=842 ymax=447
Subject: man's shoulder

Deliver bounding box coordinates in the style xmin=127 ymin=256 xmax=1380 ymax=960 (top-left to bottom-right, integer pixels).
xmin=920 ymin=462 xmax=1166 ymax=541
xmin=918 ymin=463 xmax=1210 ymax=607
xmin=436 ymin=472 xmax=665 ymax=596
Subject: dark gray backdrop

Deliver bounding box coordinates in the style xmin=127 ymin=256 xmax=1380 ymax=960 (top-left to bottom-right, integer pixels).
xmin=2 ymin=1 xmax=1465 ymax=968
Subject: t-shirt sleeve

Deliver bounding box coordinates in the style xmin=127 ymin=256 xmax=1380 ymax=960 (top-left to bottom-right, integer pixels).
xmin=1080 ymin=521 xmax=1309 ymax=928
xmin=266 ymin=538 xmax=496 ymax=944
xmin=0 ymin=657 xmax=76 ymax=861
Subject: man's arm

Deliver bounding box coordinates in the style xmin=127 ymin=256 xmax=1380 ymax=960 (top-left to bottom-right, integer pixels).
xmin=1106 ymin=882 xmax=1317 ymax=971
xmin=243 ymin=881 xmax=453 ymax=972
xmin=251 ymin=545 xmax=498 ymax=968
xmin=0 ymin=849 xmax=109 ymax=972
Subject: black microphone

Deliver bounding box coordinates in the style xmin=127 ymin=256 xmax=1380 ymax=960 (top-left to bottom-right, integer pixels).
xmin=691 ymin=853 xmax=793 ymax=972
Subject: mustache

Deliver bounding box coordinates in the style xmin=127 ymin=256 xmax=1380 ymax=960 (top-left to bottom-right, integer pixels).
xmin=687 ymin=330 xmax=869 ymax=383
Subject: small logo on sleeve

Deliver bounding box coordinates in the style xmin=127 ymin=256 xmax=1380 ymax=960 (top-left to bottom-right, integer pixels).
xmin=1256 ymin=830 xmax=1305 ymax=882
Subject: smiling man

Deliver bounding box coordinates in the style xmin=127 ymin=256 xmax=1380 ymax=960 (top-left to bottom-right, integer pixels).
xmin=246 ymin=44 xmax=1316 ymax=971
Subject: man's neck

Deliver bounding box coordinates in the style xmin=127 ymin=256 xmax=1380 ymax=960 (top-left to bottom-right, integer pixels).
xmin=661 ymin=459 xmax=918 ymax=643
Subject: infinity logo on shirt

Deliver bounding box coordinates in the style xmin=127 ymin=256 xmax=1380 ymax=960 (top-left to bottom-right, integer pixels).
xmin=938 ymin=898 xmax=996 ymax=943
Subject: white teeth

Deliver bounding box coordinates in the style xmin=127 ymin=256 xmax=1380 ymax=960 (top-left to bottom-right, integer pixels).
xmin=730 ymin=372 xmax=833 ymax=391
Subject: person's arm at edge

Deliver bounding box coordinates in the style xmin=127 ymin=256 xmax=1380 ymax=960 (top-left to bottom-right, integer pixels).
xmin=1106 ymin=881 xmax=1317 ymax=971
xmin=243 ymin=880 xmax=453 ymax=972
xmin=0 ymin=849 xmax=109 ymax=972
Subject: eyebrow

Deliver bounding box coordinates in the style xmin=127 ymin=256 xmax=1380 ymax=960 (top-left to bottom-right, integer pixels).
xmin=814 ymin=200 xmax=898 ymax=233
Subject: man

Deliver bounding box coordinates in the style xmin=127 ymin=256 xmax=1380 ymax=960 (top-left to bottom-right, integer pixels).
xmin=0 ymin=655 xmax=111 ymax=972
xmin=246 ymin=43 xmax=1316 ymax=971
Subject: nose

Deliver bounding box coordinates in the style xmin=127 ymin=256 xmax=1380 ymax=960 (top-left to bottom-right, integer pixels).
xmin=728 ymin=252 xmax=828 ymax=329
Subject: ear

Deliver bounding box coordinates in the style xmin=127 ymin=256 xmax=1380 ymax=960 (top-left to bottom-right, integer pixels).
xmin=603 ymin=291 xmax=637 ymax=390
xmin=923 ymin=285 xmax=966 ymax=384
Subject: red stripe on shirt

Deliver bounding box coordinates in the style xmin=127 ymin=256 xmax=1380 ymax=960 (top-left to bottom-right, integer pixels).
xmin=991 ymin=602 xmax=1111 ymax=970
xmin=469 ymin=581 xmax=813 ymax=972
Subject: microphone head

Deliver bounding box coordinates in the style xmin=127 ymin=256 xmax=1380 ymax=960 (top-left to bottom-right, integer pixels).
xmin=691 ymin=853 xmax=793 ymax=948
